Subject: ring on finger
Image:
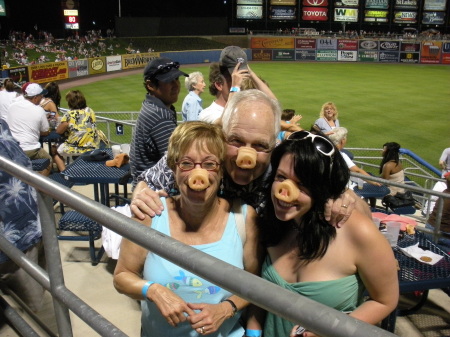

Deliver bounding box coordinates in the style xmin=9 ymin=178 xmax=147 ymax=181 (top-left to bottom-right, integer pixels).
xmin=199 ymin=326 xmax=205 ymax=334
xmin=341 ymin=204 xmax=348 ymax=208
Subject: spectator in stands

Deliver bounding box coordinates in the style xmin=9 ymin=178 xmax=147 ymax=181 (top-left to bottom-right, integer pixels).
xmin=247 ymin=133 xmax=398 ymax=336
xmin=0 ymin=119 xmax=46 ymax=312
xmin=198 ymin=63 xmax=229 ymax=123
xmin=313 ymin=102 xmax=340 ymax=135
xmin=276 ymin=108 xmax=303 ymax=144
xmin=130 ymin=57 xmax=188 ymax=188
xmin=0 ymin=78 xmax=19 ymax=120
xmin=439 ymin=147 xmax=450 ymax=177
xmin=55 ymin=90 xmax=100 ymax=171
xmin=379 ymin=142 xmax=405 ymax=196
xmin=181 ymin=71 xmax=206 ymax=122
xmin=5 ymin=83 xmax=52 ymax=176
xmin=425 ymin=171 xmax=450 ymax=254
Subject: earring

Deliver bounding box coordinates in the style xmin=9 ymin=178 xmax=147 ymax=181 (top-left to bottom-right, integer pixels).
xmin=219 ymin=178 xmax=224 ymax=196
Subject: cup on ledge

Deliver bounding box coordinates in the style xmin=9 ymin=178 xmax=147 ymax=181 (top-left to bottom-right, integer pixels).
xmin=120 ymin=143 xmax=131 ymax=155
xmin=357 ymin=178 xmax=364 ymax=190
xmin=384 ymin=221 xmax=401 ymax=247
xmin=111 ymin=145 xmax=122 ymax=157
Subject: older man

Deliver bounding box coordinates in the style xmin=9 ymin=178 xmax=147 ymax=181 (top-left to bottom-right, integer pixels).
xmin=130 ymin=57 xmax=188 ymax=188
xmin=6 ymin=83 xmax=52 ymax=176
xmin=132 ymin=90 xmax=363 ymax=225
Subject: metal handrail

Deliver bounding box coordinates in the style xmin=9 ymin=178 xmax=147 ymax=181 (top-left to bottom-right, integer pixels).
xmin=0 ymin=155 xmax=396 ymax=337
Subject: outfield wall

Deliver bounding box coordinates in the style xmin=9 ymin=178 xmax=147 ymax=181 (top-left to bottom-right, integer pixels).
xmin=2 ymin=38 xmax=448 ymax=85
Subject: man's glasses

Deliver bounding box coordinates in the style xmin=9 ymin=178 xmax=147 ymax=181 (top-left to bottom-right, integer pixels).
xmin=148 ymin=61 xmax=180 ymax=80
xmin=287 ymin=131 xmax=335 ymax=158
xmin=176 ymin=159 xmax=220 ymax=172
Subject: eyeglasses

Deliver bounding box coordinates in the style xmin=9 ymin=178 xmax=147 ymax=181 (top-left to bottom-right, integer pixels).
xmin=148 ymin=61 xmax=180 ymax=80
xmin=176 ymin=159 xmax=220 ymax=172
xmin=287 ymin=131 xmax=335 ymax=158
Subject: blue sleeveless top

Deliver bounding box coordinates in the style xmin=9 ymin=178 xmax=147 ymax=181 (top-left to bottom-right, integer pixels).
xmin=141 ymin=198 xmax=247 ymax=337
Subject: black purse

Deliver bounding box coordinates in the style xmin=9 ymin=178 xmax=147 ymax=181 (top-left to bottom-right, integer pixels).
xmin=382 ymin=191 xmax=415 ymax=209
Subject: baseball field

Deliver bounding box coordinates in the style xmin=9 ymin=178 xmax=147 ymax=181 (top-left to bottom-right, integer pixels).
xmin=60 ymin=62 xmax=450 ymax=168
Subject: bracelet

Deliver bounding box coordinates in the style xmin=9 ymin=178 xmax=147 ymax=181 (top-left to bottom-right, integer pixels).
xmin=141 ymin=281 xmax=155 ymax=299
xmin=230 ymin=86 xmax=240 ymax=93
xmin=245 ymin=329 xmax=262 ymax=337
xmin=222 ymin=298 xmax=237 ymax=317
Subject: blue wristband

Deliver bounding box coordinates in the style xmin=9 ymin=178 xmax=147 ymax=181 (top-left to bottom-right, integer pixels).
xmin=246 ymin=329 xmax=262 ymax=337
xmin=141 ymin=281 xmax=155 ymax=299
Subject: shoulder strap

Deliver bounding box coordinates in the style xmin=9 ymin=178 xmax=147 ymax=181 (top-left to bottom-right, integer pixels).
xmin=232 ymin=198 xmax=246 ymax=247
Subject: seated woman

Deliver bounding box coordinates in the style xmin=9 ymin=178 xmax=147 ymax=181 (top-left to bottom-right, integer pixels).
xmin=313 ymin=102 xmax=340 ymax=136
xmin=55 ymin=90 xmax=100 ymax=170
xmin=246 ymin=131 xmax=398 ymax=337
xmin=380 ymin=142 xmax=405 ymax=196
xmin=113 ymin=121 xmax=261 ymax=337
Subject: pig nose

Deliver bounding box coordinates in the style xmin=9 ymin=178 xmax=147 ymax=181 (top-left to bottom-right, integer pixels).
xmin=236 ymin=147 xmax=257 ymax=169
xmin=274 ymin=180 xmax=300 ymax=203
xmin=188 ymin=168 xmax=210 ymax=191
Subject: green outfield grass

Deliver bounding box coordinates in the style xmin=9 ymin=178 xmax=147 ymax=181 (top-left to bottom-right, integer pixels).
xmin=61 ymin=62 xmax=450 ymax=168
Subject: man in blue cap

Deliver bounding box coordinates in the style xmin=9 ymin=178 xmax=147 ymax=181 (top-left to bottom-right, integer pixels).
xmin=130 ymin=57 xmax=188 ymax=188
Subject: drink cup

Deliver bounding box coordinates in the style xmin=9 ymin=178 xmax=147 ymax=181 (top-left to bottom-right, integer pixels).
xmin=111 ymin=145 xmax=121 ymax=157
xmin=121 ymin=143 xmax=131 ymax=155
xmin=372 ymin=217 xmax=381 ymax=229
xmin=385 ymin=221 xmax=401 ymax=247
xmin=357 ymin=178 xmax=364 ymax=190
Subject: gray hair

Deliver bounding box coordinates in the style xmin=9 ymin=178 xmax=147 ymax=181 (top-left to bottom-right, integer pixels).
xmin=185 ymin=71 xmax=203 ymax=91
xmin=221 ymin=89 xmax=281 ymax=141
xmin=328 ymin=127 xmax=348 ymax=146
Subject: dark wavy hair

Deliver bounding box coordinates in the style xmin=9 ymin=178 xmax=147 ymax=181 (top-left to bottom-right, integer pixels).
xmin=379 ymin=142 xmax=401 ymax=174
xmin=44 ymin=82 xmax=61 ymax=107
xmin=261 ymin=137 xmax=349 ymax=262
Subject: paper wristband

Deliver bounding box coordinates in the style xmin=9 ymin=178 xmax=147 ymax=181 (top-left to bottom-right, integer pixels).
xmin=141 ymin=281 xmax=155 ymax=299
xmin=246 ymin=329 xmax=262 ymax=337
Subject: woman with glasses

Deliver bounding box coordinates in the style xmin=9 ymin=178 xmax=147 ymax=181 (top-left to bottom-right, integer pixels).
xmin=245 ymin=131 xmax=398 ymax=337
xmin=114 ymin=121 xmax=261 ymax=337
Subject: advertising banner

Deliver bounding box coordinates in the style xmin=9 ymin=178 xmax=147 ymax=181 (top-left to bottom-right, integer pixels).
xmin=303 ymin=0 xmax=328 ymax=6
xmin=364 ymin=10 xmax=389 ymax=22
xmin=237 ymin=6 xmax=263 ymax=19
xmin=338 ymin=50 xmax=357 ymax=61
xmin=295 ymin=50 xmax=316 ymax=60
xmin=272 ymin=50 xmax=296 ymax=60
xmin=251 ymin=37 xmax=295 ymax=49
xmin=394 ymin=11 xmax=417 ymax=23
xmin=422 ymin=12 xmax=445 ymax=25
xmin=6 ymin=67 xmax=29 ymax=84
xmin=400 ymin=42 xmax=420 ymax=52
xmin=400 ymin=52 xmax=420 ymax=63
xmin=365 ymin=0 xmax=388 ymax=9
xmin=296 ymin=38 xmax=317 ymax=49
xmin=317 ymin=38 xmax=338 ymax=49
xmin=334 ymin=8 xmax=358 ymax=21
xmin=0 ymin=0 xmax=6 ymax=16
xmin=379 ymin=51 xmax=399 ymax=62
xmin=302 ymin=7 xmax=328 ymax=20
xmin=316 ymin=50 xmax=338 ymax=61
xmin=269 ymin=6 xmax=297 ymax=19
xmin=252 ymin=49 xmax=273 ymax=61
xmin=359 ymin=40 xmax=379 ymax=50
xmin=423 ymin=0 xmax=446 ymax=10
xmin=122 ymin=52 xmax=159 ymax=70
xmin=29 ymin=62 xmax=68 ymax=83
xmin=338 ymin=39 xmax=358 ymax=50
xmin=270 ymin=0 xmax=296 ymax=4
xmin=335 ymin=0 xmax=359 ymax=7
xmin=237 ymin=0 xmax=263 ymax=4
xmin=441 ymin=42 xmax=450 ymax=65
xmin=380 ymin=40 xmax=400 ymax=51
xmin=88 ymin=57 xmax=106 ymax=75
xmin=358 ymin=50 xmax=379 ymax=61
xmin=68 ymin=59 xmax=88 ymax=78
xmin=395 ymin=0 xmax=417 ymax=9
xmin=106 ymin=55 xmax=122 ymax=72
xmin=420 ymin=42 xmax=442 ymax=64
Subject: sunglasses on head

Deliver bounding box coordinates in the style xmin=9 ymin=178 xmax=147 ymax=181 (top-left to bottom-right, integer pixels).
xmin=287 ymin=131 xmax=335 ymax=158
xmin=148 ymin=61 xmax=180 ymax=80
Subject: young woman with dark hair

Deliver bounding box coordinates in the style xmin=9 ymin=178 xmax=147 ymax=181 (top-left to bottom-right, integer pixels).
xmin=379 ymin=142 xmax=405 ymax=195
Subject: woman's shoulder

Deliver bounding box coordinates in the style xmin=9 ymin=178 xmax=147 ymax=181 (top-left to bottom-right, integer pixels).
xmin=338 ymin=211 xmax=379 ymax=243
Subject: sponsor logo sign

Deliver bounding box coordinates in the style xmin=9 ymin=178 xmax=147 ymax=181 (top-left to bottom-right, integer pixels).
xmin=122 ymin=52 xmax=160 ymax=69
xmin=420 ymin=42 xmax=441 ymax=64
xmin=270 ymin=6 xmax=297 ymax=19
xmin=422 ymin=12 xmax=445 ymax=25
xmin=302 ymin=0 xmax=328 ymax=6
xmin=317 ymin=38 xmax=337 ymax=49
xmin=441 ymin=43 xmax=450 ymax=64
xmin=359 ymin=40 xmax=379 ymax=50
xmin=394 ymin=11 xmax=417 ymax=23
xmin=380 ymin=40 xmax=400 ymax=51
xmin=29 ymin=62 xmax=68 ymax=83
xmin=237 ymin=5 xmax=263 ymax=19
xmin=423 ymin=0 xmax=446 ymax=11
xmin=379 ymin=51 xmax=399 ymax=62
xmin=252 ymin=49 xmax=272 ymax=61
xmin=338 ymin=39 xmax=358 ymax=50
xmin=395 ymin=0 xmax=418 ymax=9
xmin=302 ymin=7 xmax=328 ymax=20
xmin=400 ymin=42 xmax=420 ymax=52
xmin=272 ymin=49 xmax=295 ymax=60
xmin=106 ymin=55 xmax=122 ymax=72
xmin=89 ymin=57 xmax=106 ymax=75
xmin=68 ymin=59 xmax=88 ymax=78
xmin=400 ymin=52 xmax=419 ymax=63
xmin=295 ymin=50 xmax=316 ymax=60
xmin=358 ymin=50 xmax=379 ymax=62
xmin=251 ymin=37 xmax=295 ymax=49
xmin=365 ymin=0 xmax=388 ymax=9
xmin=6 ymin=67 xmax=29 ymax=84
xmin=364 ymin=10 xmax=389 ymax=22
xmin=296 ymin=38 xmax=317 ymax=49
xmin=316 ymin=50 xmax=337 ymax=61
xmin=334 ymin=8 xmax=358 ymax=21
xmin=335 ymin=0 xmax=358 ymax=7
xmin=338 ymin=50 xmax=357 ymax=61
xmin=237 ymin=0 xmax=263 ymax=4
xmin=270 ymin=0 xmax=297 ymax=4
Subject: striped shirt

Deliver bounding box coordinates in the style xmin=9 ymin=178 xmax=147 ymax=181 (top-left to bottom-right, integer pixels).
xmin=130 ymin=94 xmax=177 ymax=188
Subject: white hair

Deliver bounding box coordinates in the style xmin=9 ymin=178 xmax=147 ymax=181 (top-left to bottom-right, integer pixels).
xmin=185 ymin=71 xmax=203 ymax=91
xmin=328 ymin=127 xmax=348 ymax=146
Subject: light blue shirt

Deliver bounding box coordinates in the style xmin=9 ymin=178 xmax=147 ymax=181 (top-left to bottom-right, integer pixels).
xmin=182 ymin=91 xmax=202 ymax=122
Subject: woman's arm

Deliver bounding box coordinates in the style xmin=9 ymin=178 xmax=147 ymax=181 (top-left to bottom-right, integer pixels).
xmin=381 ymin=162 xmax=393 ymax=180
xmin=56 ymin=121 xmax=68 ymax=135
